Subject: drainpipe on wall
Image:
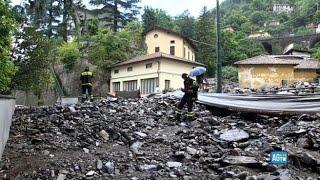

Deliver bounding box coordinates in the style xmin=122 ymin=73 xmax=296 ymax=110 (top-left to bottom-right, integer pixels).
xmin=157 ymin=61 xmax=161 ymax=90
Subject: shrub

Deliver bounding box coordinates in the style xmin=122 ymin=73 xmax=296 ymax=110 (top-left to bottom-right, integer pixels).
xmin=222 ymin=66 xmax=238 ymax=82
xmin=58 ymin=42 xmax=80 ymax=70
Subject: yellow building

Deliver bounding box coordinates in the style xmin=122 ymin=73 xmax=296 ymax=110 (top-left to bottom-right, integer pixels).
xmin=235 ymin=55 xmax=320 ymax=89
xmin=110 ymin=28 xmax=205 ymax=94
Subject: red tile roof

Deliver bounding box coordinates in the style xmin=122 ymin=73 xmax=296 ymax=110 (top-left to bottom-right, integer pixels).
xmin=111 ymin=52 xmax=205 ymax=67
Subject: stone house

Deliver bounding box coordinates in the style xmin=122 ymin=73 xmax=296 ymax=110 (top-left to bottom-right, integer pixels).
xmin=110 ymin=27 xmax=205 ymax=94
xmin=235 ymin=55 xmax=320 ymax=89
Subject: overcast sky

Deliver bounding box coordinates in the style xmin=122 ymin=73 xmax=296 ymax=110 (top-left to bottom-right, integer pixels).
xmin=10 ymin=0 xmax=218 ymax=18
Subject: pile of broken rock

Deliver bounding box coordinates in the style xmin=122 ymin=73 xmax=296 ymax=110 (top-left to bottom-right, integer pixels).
xmin=0 ymin=95 xmax=319 ymax=179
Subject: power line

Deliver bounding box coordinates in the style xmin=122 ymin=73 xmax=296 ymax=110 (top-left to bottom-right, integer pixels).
xmin=189 ymin=38 xmax=215 ymax=47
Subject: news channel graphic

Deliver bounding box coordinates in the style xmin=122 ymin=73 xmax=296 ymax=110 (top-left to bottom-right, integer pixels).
xmin=270 ymin=150 xmax=288 ymax=165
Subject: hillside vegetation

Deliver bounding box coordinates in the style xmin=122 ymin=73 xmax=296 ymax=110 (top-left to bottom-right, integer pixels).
xmin=220 ymin=0 xmax=319 ymax=36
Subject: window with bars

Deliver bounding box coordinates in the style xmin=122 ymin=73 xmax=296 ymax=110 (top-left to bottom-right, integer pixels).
xmin=127 ymin=67 xmax=133 ymax=72
xmin=123 ymin=80 xmax=137 ymax=91
xmin=113 ymin=82 xmax=120 ymax=92
xmin=114 ymin=69 xmax=119 ymax=74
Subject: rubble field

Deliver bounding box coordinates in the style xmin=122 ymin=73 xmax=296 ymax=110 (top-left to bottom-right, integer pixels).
xmin=0 ymin=95 xmax=320 ymax=179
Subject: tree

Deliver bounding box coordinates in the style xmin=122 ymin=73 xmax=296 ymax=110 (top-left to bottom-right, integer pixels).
xmin=142 ymin=6 xmax=176 ymax=31
xmin=89 ymin=0 xmax=140 ymax=31
xmin=12 ymin=27 xmax=54 ymax=100
xmin=222 ymin=66 xmax=238 ymax=82
xmin=175 ymin=10 xmax=196 ymax=39
xmin=88 ymin=21 xmax=145 ymax=69
xmin=195 ymin=7 xmax=216 ymax=77
xmin=0 ymin=0 xmax=16 ymax=94
xmin=221 ymin=31 xmax=266 ymax=66
xmin=311 ymin=42 xmax=320 ymax=61
xmin=58 ymin=41 xmax=80 ymax=70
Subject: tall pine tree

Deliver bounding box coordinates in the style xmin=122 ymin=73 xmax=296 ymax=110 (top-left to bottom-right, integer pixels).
xmin=195 ymin=7 xmax=216 ymax=77
xmin=89 ymin=0 xmax=140 ymax=31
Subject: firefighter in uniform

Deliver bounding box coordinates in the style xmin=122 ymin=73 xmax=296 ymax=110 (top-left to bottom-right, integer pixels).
xmin=80 ymin=66 xmax=93 ymax=102
xmin=176 ymin=73 xmax=199 ymax=119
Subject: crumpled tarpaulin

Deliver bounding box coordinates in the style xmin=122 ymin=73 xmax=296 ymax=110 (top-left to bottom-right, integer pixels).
xmin=170 ymin=91 xmax=320 ymax=115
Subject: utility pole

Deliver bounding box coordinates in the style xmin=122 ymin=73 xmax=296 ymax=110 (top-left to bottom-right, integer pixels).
xmin=216 ymin=0 xmax=222 ymax=93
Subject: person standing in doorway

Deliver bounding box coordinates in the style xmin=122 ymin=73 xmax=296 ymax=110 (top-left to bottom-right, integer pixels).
xmin=80 ymin=66 xmax=93 ymax=102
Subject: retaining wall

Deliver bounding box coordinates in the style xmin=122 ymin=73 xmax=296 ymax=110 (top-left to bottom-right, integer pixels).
xmin=0 ymin=95 xmax=15 ymax=160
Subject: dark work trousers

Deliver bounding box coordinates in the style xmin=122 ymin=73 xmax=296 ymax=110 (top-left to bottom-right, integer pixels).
xmin=82 ymin=85 xmax=92 ymax=97
xmin=178 ymin=94 xmax=193 ymax=112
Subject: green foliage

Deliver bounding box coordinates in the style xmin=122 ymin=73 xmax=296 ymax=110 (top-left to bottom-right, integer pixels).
xmin=86 ymin=18 xmax=99 ymax=36
xmin=249 ymin=11 xmax=267 ymax=26
xmin=222 ymin=31 xmax=266 ymax=66
xmin=0 ymin=0 xmax=17 ymax=94
xmin=174 ymin=10 xmax=196 ymax=39
xmin=142 ymin=6 xmax=176 ymax=31
xmin=195 ymin=7 xmax=216 ymax=77
xmin=12 ymin=27 xmax=54 ymax=97
xmin=89 ymin=0 xmax=141 ymax=31
xmin=88 ymin=21 xmax=145 ymax=68
xmin=311 ymin=43 xmax=320 ymax=61
xmin=220 ymin=0 xmax=319 ymax=36
xmin=58 ymin=41 xmax=80 ymax=69
xmin=222 ymin=66 xmax=238 ymax=82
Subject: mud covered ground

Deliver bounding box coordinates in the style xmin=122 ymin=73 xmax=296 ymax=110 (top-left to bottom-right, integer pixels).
xmin=0 ymin=95 xmax=319 ymax=179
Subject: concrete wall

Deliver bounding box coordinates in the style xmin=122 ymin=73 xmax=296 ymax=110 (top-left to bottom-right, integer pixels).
xmin=14 ymin=89 xmax=57 ymax=106
xmin=0 ymin=96 xmax=15 ymax=160
xmin=145 ymin=29 xmax=195 ymax=61
xmin=238 ymin=64 xmax=295 ymax=89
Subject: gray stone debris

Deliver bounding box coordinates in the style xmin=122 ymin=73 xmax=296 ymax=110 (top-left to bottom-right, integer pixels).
xmin=56 ymin=173 xmax=66 ymax=180
xmin=99 ymin=130 xmax=110 ymax=141
xmin=219 ymin=129 xmax=249 ymax=142
xmin=96 ymin=159 xmax=103 ymax=170
xmin=166 ymin=162 xmax=182 ymax=168
xmin=140 ymin=164 xmax=157 ymax=171
xmin=0 ymin=95 xmax=319 ymax=179
xmin=222 ymin=156 xmax=260 ymax=167
xmin=86 ymin=170 xmax=95 ymax=176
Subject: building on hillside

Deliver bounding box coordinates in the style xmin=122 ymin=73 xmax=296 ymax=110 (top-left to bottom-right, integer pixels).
xmin=306 ymin=22 xmax=317 ymax=29
xmin=264 ymin=20 xmax=280 ymax=27
xmin=76 ymin=5 xmax=114 ymax=33
xmin=235 ymin=55 xmax=320 ymax=89
xmin=248 ymin=32 xmax=271 ymax=39
xmin=223 ymin=25 xmax=235 ymax=33
xmin=110 ymin=27 xmax=205 ymax=95
xmin=273 ymin=4 xmax=294 ymax=13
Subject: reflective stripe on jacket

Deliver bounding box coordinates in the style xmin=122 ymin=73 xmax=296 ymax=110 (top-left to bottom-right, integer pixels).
xmin=80 ymin=71 xmax=93 ymax=86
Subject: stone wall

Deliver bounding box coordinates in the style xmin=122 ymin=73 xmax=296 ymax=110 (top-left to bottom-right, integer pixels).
xmin=54 ymin=60 xmax=110 ymax=97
